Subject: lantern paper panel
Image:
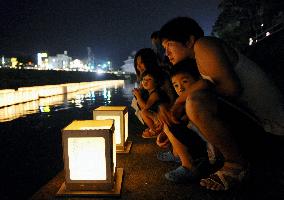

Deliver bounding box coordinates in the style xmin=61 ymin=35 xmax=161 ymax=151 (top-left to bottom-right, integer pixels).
xmin=68 ymin=137 xmax=106 ymax=180
xmin=93 ymin=106 xmax=131 ymax=153
xmin=62 ymin=120 xmax=115 ymax=191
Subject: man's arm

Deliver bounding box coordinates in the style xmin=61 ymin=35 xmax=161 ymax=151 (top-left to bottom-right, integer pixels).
xmin=171 ymin=79 xmax=212 ymax=121
xmin=194 ymin=37 xmax=242 ymax=97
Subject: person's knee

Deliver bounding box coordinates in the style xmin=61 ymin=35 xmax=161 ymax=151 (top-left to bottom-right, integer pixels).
xmin=185 ymin=90 xmax=217 ymax=122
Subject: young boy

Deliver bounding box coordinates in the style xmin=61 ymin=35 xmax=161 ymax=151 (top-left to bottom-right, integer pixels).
xmin=156 ymin=59 xmax=213 ymax=183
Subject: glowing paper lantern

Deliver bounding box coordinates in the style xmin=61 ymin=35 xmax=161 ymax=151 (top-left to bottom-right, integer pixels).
xmin=0 ymin=89 xmax=15 ymax=107
xmin=93 ymin=106 xmax=132 ymax=153
xmin=57 ymin=120 xmax=123 ymax=197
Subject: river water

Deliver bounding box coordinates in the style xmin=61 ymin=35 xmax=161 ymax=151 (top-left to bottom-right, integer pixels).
xmin=0 ymin=81 xmax=136 ymax=122
xmin=0 ymin=81 xmax=136 ymax=200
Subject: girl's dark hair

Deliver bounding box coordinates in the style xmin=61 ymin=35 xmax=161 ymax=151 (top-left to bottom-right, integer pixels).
xmin=170 ymin=59 xmax=201 ymax=81
xmin=134 ymin=48 xmax=160 ymax=80
xmin=141 ymin=69 xmax=164 ymax=88
xmin=159 ymin=17 xmax=204 ymax=45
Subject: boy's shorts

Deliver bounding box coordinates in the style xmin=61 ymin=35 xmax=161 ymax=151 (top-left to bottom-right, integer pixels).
xmin=169 ymin=124 xmax=208 ymax=160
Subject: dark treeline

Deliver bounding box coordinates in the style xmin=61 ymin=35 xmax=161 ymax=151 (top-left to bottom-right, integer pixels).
xmin=212 ymin=0 xmax=283 ymax=51
xmin=245 ymin=29 xmax=284 ymax=93
xmin=212 ymin=0 xmax=283 ymax=93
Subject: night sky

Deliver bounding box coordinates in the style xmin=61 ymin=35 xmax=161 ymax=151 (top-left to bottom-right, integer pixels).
xmin=0 ymin=0 xmax=220 ymax=67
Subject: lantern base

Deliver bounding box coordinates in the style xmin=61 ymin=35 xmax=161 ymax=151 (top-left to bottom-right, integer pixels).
xmin=117 ymin=140 xmax=133 ymax=154
xmin=56 ymin=168 xmax=123 ymax=197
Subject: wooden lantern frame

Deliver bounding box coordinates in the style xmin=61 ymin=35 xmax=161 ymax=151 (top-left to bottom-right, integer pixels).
xmin=56 ymin=120 xmax=123 ymax=197
xmin=93 ymin=106 xmax=132 ymax=153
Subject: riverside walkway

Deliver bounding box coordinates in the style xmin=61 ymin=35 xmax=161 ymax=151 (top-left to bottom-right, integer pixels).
xmin=30 ymin=108 xmax=284 ymax=200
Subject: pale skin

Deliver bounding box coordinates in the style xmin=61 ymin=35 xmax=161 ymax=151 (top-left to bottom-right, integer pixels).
xmin=161 ymin=36 xmax=246 ymax=190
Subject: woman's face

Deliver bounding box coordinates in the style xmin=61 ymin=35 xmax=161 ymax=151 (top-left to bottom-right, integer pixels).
xmin=136 ymin=56 xmax=146 ymax=74
xmin=162 ymin=39 xmax=192 ymax=65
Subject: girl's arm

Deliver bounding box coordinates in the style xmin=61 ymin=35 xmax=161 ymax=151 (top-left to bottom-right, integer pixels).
xmin=134 ymin=89 xmax=159 ymax=110
xmin=143 ymin=92 xmax=159 ymax=110
xmin=133 ymin=88 xmax=145 ymax=108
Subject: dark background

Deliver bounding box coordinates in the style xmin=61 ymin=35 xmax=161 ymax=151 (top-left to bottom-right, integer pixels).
xmin=0 ymin=0 xmax=219 ymax=67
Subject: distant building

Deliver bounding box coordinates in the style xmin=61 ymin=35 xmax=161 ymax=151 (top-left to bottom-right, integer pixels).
xmin=11 ymin=57 xmax=18 ymax=68
xmin=86 ymin=47 xmax=95 ymax=70
xmin=48 ymin=51 xmax=72 ymax=70
xmin=1 ymin=56 xmax=8 ymax=68
xmin=120 ymin=56 xmax=135 ymax=74
xmin=37 ymin=52 xmax=48 ymax=69
xmin=70 ymin=59 xmax=90 ymax=71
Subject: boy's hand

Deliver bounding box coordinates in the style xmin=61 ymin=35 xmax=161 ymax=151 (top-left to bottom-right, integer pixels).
xmin=157 ymin=104 xmax=172 ymax=126
xmin=158 ymin=104 xmax=180 ymax=126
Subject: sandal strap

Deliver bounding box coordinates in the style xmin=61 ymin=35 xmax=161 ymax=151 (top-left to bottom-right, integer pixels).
xmin=202 ymin=165 xmax=249 ymax=190
xmin=206 ymin=173 xmax=226 ymax=189
xmin=148 ymin=129 xmax=157 ymax=135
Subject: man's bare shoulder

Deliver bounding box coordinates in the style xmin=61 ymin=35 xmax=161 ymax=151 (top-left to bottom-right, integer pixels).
xmin=194 ymin=36 xmax=223 ymax=51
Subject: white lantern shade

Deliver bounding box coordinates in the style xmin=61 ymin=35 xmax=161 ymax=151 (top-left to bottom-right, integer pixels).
xmin=93 ymin=106 xmax=128 ymax=152
xmin=62 ymin=120 xmax=116 ymax=191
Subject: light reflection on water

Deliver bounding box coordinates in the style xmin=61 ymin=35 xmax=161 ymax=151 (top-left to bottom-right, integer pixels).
xmin=0 ymin=81 xmax=134 ymax=122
